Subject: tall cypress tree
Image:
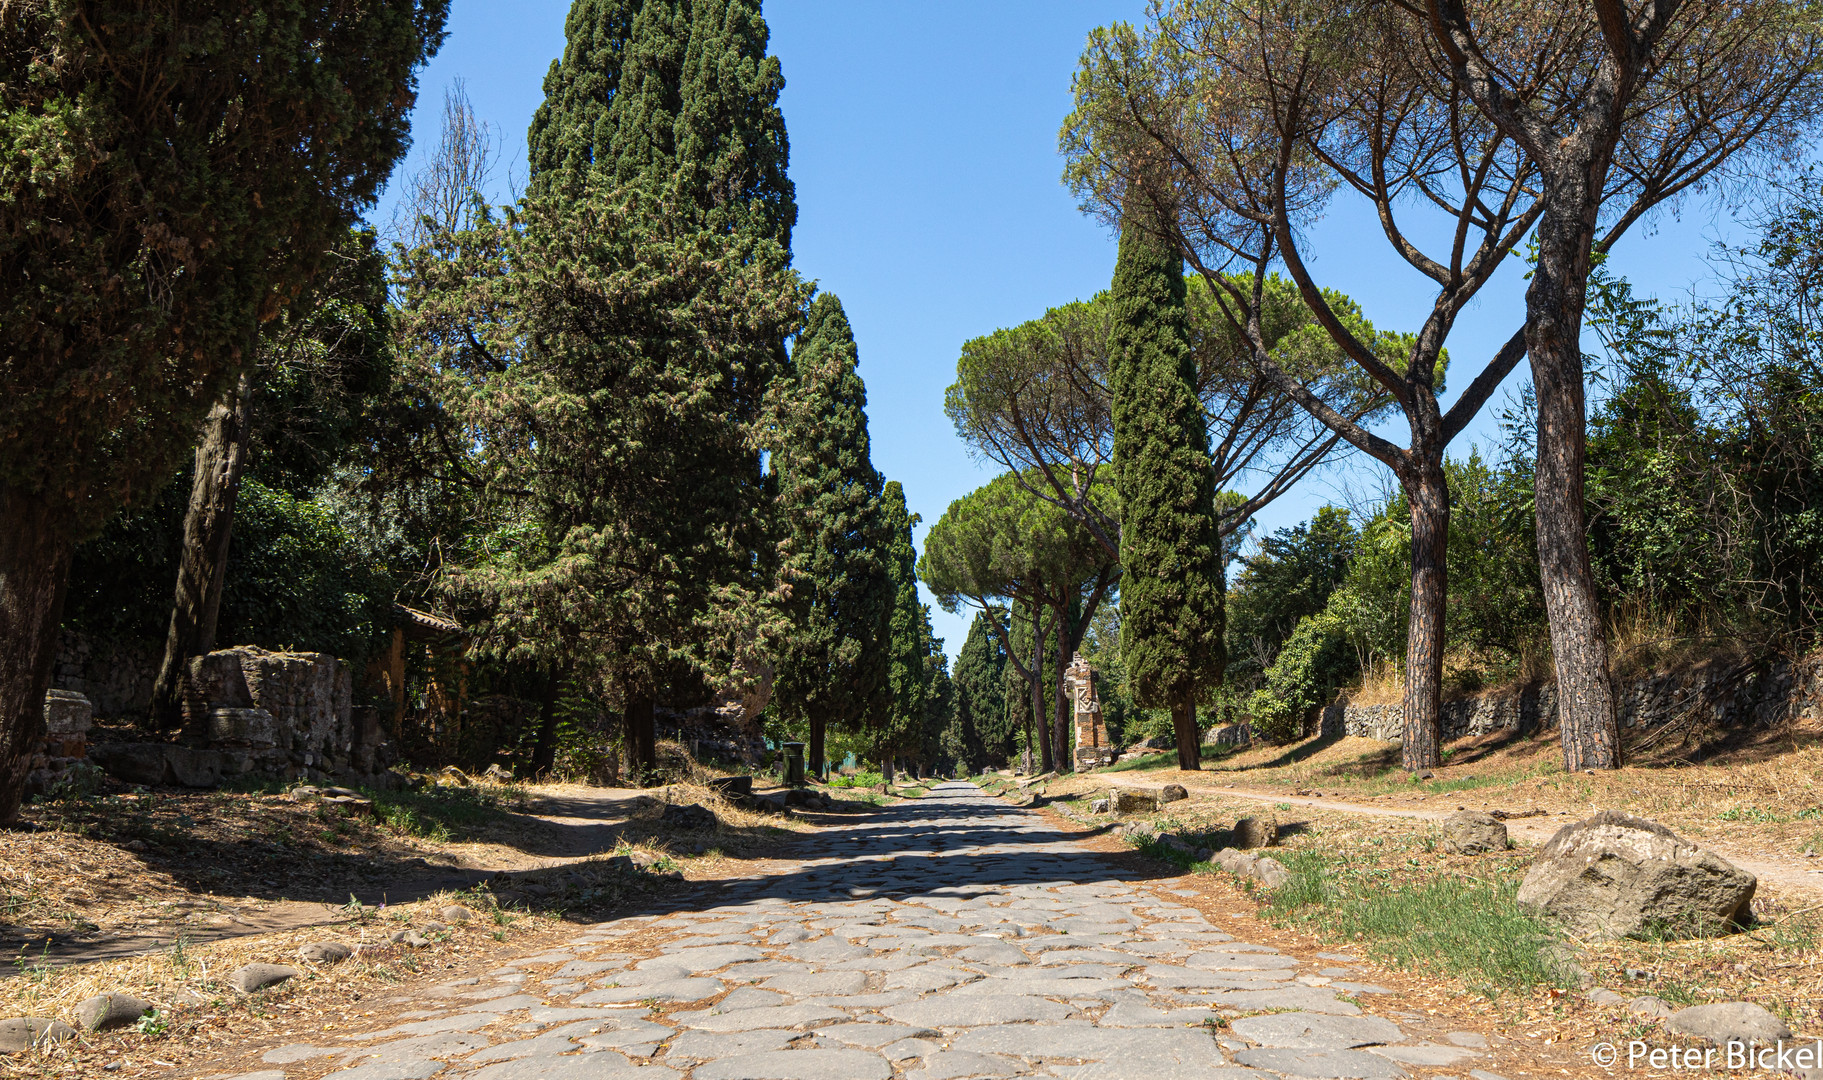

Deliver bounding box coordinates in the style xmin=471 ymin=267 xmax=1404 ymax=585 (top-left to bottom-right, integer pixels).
xmin=1109 ymin=213 xmax=1226 ymax=772
xmin=526 ymin=0 xmax=644 ymax=195
xmin=874 ymin=481 xmax=935 ymax=781
xmin=513 ymin=0 xmax=799 ymax=771
xmin=771 ymin=293 xmax=894 ymax=778
xmin=947 ymin=611 xmax=1009 ymax=772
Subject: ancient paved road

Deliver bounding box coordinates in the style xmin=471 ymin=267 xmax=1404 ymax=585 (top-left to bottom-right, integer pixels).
xmin=241 ymin=782 xmax=1495 ymax=1080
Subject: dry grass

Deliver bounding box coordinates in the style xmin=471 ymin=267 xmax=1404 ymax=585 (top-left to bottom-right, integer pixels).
xmin=1042 ymin=788 xmax=1823 ymax=1037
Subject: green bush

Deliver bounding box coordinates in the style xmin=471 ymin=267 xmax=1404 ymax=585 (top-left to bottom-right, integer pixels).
xmin=1247 ymin=608 xmax=1357 ymax=741
xmin=827 ymin=770 xmax=884 ymax=789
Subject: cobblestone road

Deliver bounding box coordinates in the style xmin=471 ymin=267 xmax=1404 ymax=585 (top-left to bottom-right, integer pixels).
xmin=238 ymin=782 xmax=1494 ymax=1080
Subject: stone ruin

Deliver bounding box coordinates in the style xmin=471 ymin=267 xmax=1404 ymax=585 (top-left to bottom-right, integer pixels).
xmin=82 ymin=645 xmax=394 ymax=790
xmin=1065 ymin=654 xmax=1115 ymax=770
xmin=21 ymin=689 xmax=96 ymax=800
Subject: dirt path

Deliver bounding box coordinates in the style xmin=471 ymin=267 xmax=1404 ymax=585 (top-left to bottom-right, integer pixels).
xmin=1210 ymin=786 xmax=1823 ymax=897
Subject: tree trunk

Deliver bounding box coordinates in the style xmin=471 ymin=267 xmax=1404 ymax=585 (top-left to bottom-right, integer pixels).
xmin=1401 ymin=463 xmax=1449 ymax=771
xmin=627 ymin=692 xmax=657 ymax=782
xmin=808 ymin=713 xmax=826 ymax=781
xmin=150 ymin=370 xmax=256 ymax=730
xmin=0 ymin=487 xmax=74 ymax=823
xmin=529 ymin=670 xmax=562 ymax=778
xmin=1032 ymin=616 xmax=1052 ymax=774
xmin=1052 ymin=603 xmax=1073 ymax=774
xmin=881 ymin=756 xmax=894 ymax=784
xmin=1529 ymin=196 xmax=1622 ymax=772
xmin=1170 ymin=689 xmax=1200 ymax=771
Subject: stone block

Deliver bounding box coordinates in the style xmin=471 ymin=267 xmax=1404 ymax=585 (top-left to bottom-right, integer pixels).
xmin=43 ymin=689 xmax=92 ymax=735
xmin=89 ymin=742 xmax=173 ymax=786
xmin=1108 ymin=787 xmax=1159 ymax=813
xmin=1517 ymin=811 xmax=1756 ymax=940
xmin=1159 ymin=783 xmax=1188 ymax=803
xmin=209 ymin=707 xmax=278 ymax=748
xmin=1442 ymin=811 xmax=1509 ymax=855
xmin=1235 ymin=816 xmax=1278 ymax=849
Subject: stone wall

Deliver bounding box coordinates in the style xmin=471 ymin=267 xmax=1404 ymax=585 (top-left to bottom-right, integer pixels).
xmin=1315 ymin=654 xmax=1823 ymax=743
xmin=52 ymin=630 xmax=159 ymax=719
xmin=88 ymin=645 xmax=393 ymax=789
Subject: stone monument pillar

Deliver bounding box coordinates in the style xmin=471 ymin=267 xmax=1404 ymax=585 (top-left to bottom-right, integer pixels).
xmin=1064 ymin=654 xmax=1114 ymax=770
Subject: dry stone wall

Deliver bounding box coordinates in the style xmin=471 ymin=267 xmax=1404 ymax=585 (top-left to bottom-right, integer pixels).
xmin=1315 ymin=654 xmax=1823 ymax=743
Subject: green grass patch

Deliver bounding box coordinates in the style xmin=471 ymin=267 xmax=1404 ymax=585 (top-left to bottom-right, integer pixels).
xmin=1099 ymin=743 xmax=1239 ymax=773
xmin=367 ymin=784 xmax=524 ymax=842
xmin=1262 ymin=850 xmax=1571 ymax=997
xmin=826 ymin=771 xmax=885 ymax=789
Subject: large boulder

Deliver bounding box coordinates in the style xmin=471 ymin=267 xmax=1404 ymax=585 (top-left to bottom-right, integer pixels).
xmin=1441 ymin=811 xmax=1509 ymax=855
xmin=1516 ymin=810 xmax=1756 ymax=940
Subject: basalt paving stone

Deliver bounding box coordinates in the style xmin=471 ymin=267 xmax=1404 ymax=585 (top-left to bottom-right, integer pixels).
xmin=1234 ymin=1048 xmax=1409 ymax=1078
xmin=664 ymin=1029 xmax=801 ymax=1060
xmin=690 ymin=1047 xmax=892 ymax=1080
xmin=1228 ymin=1013 xmax=1405 ymax=1049
xmin=272 ymin=782 xmax=1434 ymax=1080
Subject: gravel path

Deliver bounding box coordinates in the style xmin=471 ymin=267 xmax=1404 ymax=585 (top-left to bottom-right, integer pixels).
xmin=234 ymin=782 xmax=1497 ymax=1080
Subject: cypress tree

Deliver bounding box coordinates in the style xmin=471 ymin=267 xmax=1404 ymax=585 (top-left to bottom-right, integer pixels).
xmin=874 ymin=481 xmax=935 ymax=780
xmin=948 ymin=611 xmax=1010 ymax=771
xmin=771 ymin=294 xmax=894 ymax=778
xmin=512 ymin=0 xmax=799 ymax=771
xmin=1109 ymin=214 xmax=1226 ymax=772
xmin=526 ymin=0 xmax=644 ymax=195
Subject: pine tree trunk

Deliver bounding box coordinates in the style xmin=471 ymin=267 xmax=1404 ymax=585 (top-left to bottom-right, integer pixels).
xmin=1401 ymin=464 xmax=1449 ymax=771
xmin=1530 ymin=195 xmax=1622 ymax=772
xmin=0 ymin=487 xmax=73 ymax=823
xmin=808 ymin=714 xmax=826 ymax=780
xmin=1032 ymin=621 xmax=1052 ymax=774
xmin=1052 ymin=604 xmax=1073 ymax=774
xmin=1170 ymin=690 xmax=1200 ymax=772
xmin=881 ymin=757 xmax=894 ymax=784
xmin=627 ymin=692 xmax=657 ymax=781
xmin=150 ymin=370 xmax=256 ymax=729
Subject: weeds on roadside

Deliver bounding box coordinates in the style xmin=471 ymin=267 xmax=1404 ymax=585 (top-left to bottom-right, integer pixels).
xmin=1262 ymin=850 xmax=1570 ymax=997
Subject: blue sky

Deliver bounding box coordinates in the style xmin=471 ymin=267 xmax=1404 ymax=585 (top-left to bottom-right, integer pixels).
xmin=371 ymin=0 xmax=1746 ymax=660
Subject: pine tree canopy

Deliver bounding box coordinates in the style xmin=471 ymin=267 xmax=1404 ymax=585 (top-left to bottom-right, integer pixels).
xmin=772 ymin=293 xmax=895 ymax=733
xmin=1109 ymin=215 xmax=1226 ymax=710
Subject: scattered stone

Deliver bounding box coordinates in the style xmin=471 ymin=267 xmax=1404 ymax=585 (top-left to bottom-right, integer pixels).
xmin=1251 ymin=856 xmax=1293 ymax=889
xmin=441 ymin=905 xmax=472 ymax=923
xmin=388 ymin=929 xmax=431 ymax=948
xmin=1627 ymin=996 xmax=1676 ymax=1021
xmin=1665 ymin=1002 xmax=1793 ymax=1046
xmin=1516 ymin=810 xmax=1756 ymax=940
xmin=231 ymin=963 xmax=300 ymax=994
xmin=76 ymin=994 xmax=152 ymax=1032
xmin=0 ymin=1017 xmax=75 ymax=1053
xmin=1585 ymin=988 xmax=1624 ymax=1005
xmin=1109 ymin=787 xmax=1160 ymax=814
xmin=1089 ymin=799 xmax=1109 ymax=814
xmin=1445 ymin=1032 xmax=1488 ymax=1048
xmin=1234 ymin=816 xmax=1278 ymax=849
xmin=1159 ymin=783 xmax=1188 ymax=803
xmin=1213 ymin=849 xmax=1259 ymax=876
xmin=660 ymin=803 xmax=717 ymax=830
xmin=298 ymin=942 xmax=353 ymax=964
xmin=1441 ymin=811 xmax=1509 ymax=855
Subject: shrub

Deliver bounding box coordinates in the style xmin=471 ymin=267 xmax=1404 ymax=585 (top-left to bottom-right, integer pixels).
xmin=1247 ymin=609 xmax=1357 ymax=741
